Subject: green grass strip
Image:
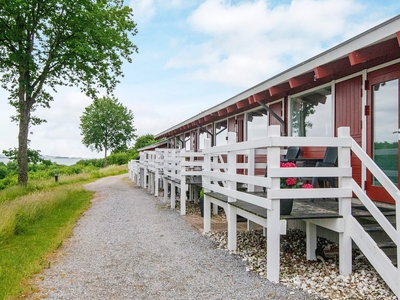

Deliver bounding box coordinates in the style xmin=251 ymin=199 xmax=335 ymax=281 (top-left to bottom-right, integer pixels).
xmin=0 ymin=186 xmax=93 ymax=299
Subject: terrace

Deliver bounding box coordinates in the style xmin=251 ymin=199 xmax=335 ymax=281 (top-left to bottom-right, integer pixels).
xmin=128 ymin=125 xmax=399 ymax=297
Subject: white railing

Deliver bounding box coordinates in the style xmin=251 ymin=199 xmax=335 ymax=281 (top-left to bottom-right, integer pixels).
xmin=127 ymin=126 xmax=399 ymax=297
xmin=201 ymin=125 xmax=399 ymax=297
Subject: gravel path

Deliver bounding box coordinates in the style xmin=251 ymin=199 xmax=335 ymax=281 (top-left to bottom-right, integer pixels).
xmin=30 ymin=174 xmax=318 ymax=299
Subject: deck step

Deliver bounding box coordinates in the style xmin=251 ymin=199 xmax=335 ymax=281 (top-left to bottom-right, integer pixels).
xmin=377 ymin=241 xmax=396 ymax=249
xmin=361 ymin=223 xmax=395 ymax=232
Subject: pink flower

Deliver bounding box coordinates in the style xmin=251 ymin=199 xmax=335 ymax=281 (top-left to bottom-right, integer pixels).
xmin=285 ymin=178 xmax=296 ymax=186
xmin=302 ymin=183 xmax=314 ymax=189
xmin=280 ymin=162 xmax=296 ymax=168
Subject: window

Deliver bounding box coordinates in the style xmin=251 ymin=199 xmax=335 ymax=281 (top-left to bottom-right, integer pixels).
xmin=215 ymin=120 xmax=228 ymax=146
xmin=290 ymin=86 xmax=333 ymax=137
xmin=185 ymin=132 xmax=190 ymax=151
xmin=246 ymin=108 xmax=268 ymax=140
xmin=198 ymin=125 xmax=212 ymax=149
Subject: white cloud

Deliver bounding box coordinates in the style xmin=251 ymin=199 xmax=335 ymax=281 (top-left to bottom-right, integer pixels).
xmin=129 ymin=0 xmax=156 ymax=24
xmin=165 ymin=0 xmax=380 ymax=88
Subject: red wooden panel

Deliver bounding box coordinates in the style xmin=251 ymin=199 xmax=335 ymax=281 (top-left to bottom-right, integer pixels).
xmin=268 ymin=102 xmax=283 ymax=128
xmin=335 ymin=76 xmax=362 ymax=185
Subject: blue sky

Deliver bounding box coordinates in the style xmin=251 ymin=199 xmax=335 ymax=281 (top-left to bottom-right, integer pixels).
xmin=1 ymin=0 xmax=400 ymax=158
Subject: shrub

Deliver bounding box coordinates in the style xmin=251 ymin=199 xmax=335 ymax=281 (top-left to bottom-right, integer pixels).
xmin=0 ymin=165 xmax=7 ymax=179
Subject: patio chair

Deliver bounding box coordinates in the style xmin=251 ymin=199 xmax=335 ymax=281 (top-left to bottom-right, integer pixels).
xmin=263 ymin=146 xmax=301 ymax=192
xmin=302 ymin=147 xmax=338 ymax=201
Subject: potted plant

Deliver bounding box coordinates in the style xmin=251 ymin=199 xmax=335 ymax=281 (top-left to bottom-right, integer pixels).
xmin=279 ymin=162 xmax=313 ymax=215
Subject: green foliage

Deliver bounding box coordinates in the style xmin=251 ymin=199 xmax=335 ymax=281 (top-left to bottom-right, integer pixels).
xmin=107 ymin=152 xmax=131 ymax=165
xmin=0 ymin=165 xmax=7 ymax=180
xmin=80 ymin=96 xmax=137 ymax=166
xmin=2 ymin=148 xmax=44 ymax=164
xmin=0 ymin=0 xmax=138 ymax=185
xmin=134 ymin=134 xmax=156 ymax=150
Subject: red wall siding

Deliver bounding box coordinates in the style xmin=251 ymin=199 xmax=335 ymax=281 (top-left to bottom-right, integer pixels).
xmin=335 ymin=76 xmax=363 ymax=185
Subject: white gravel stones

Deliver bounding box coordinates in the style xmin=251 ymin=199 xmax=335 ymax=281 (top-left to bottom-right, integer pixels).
xmin=205 ymin=229 xmax=396 ymax=299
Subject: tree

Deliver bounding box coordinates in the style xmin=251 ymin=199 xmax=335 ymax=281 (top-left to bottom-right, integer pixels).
xmin=133 ymin=134 xmax=156 ymax=151
xmin=0 ymin=0 xmax=138 ymax=185
xmin=80 ymin=96 xmax=136 ymax=167
xmin=2 ymin=147 xmax=44 ymax=164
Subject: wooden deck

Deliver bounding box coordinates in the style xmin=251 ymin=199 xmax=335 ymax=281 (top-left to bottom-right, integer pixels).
xmin=205 ymin=191 xmax=396 ymax=220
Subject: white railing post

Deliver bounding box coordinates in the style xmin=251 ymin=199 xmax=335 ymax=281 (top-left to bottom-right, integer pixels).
xmin=247 ymin=148 xmax=255 ymax=192
xmin=397 ymin=191 xmax=400 ymax=297
xmin=338 ymin=127 xmax=352 ymax=276
xmin=180 ymin=149 xmax=187 ymax=215
xmin=266 ymin=125 xmax=281 ymax=283
xmin=203 ymin=138 xmax=212 ymax=233
xmin=227 ymin=132 xmax=237 ymax=251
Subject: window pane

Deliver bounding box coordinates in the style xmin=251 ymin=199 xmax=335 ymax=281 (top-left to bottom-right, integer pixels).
xmin=246 ymin=109 xmax=268 ymax=140
xmin=291 ymin=86 xmax=332 ymax=137
xmin=215 ymin=120 xmax=228 ymax=146
xmin=372 ymin=79 xmax=398 ymax=186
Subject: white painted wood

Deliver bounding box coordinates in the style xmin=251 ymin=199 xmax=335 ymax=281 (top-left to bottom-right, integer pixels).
xmin=352 ymin=181 xmax=397 ymax=243
xmin=349 ymin=216 xmax=399 ymax=297
xmin=306 ymin=222 xmax=317 ymax=260
xmin=266 ymin=125 xmax=281 ymax=283
xmin=337 ymin=127 xmax=353 ymax=276
xmin=227 ymin=204 xmax=237 ymax=251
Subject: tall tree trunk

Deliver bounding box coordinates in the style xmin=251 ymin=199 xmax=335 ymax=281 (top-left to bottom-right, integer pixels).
xmin=17 ymin=99 xmax=31 ymax=185
xmin=104 ymin=146 xmax=108 ymax=167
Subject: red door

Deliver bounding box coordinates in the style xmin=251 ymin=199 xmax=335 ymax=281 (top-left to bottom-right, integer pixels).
xmin=366 ymin=64 xmax=400 ymax=204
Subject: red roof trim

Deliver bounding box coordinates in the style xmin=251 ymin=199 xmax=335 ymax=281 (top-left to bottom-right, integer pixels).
xmin=289 ymin=72 xmax=315 ymax=88
xmin=218 ymin=108 xmax=227 ymax=116
xmin=268 ymin=82 xmax=290 ymax=97
xmin=348 ymin=38 xmax=400 ymax=66
xmin=396 ymin=31 xmax=400 ymax=46
xmin=314 ymin=57 xmax=351 ymax=79
xmin=236 ymin=99 xmax=249 ymax=109
xmin=253 ymin=91 xmax=269 ymax=102
xmin=226 ymin=104 xmax=237 ymax=113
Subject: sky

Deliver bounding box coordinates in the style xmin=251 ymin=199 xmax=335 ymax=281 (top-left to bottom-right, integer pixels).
xmin=1 ymin=0 xmax=400 ymax=159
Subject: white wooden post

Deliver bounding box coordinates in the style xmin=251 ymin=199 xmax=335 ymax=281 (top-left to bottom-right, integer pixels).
xmin=247 ymin=220 xmax=255 ymax=231
xmin=227 ymin=132 xmax=237 ymax=251
xmin=163 ymin=178 xmax=168 ymax=203
xmin=338 ymin=127 xmax=352 ymax=276
xmin=154 ymin=170 xmax=159 ymax=197
xmin=203 ymin=138 xmax=212 ymax=233
xmin=180 ymin=150 xmax=187 ymax=215
xmin=306 ymin=222 xmax=317 ymax=260
xmin=247 ymin=148 xmax=255 ymax=192
xmin=266 ymin=125 xmax=281 ymax=283
xmin=171 ymin=182 xmax=176 ymax=209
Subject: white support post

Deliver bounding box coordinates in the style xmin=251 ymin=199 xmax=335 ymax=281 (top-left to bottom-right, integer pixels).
xmin=306 ymin=222 xmax=317 ymax=260
xmin=266 ymin=125 xmax=281 ymax=283
xmin=171 ymin=182 xmax=176 ymax=209
xmin=180 ymin=179 xmax=186 ymax=215
xmin=226 ymin=132 xmax=237 ymax=250
xmin=203 ymin=138 xmax=212 ymax=233
xmin=154 ymin=171 xmax=159 ymax=197
xmin=180 ymin=151 xmax=186 ymax=215
xmin=247 ymin=220 xmax=255 ymax=231
xmin=204 ymin=194 xmax=211 ymax=233
xmin=227 ymin=204 xmax=237 ymax=251
xmin=163 ymin=178 xmax=168 ymax=203
xmin=212 ymin=203 xmax=218 ymax=215
xmin=337 ymin=127 xmax=352 ymax=276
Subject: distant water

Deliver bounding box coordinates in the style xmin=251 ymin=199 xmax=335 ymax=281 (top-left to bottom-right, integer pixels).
xmin=0 ymin=156 xmax=91 ymax=166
